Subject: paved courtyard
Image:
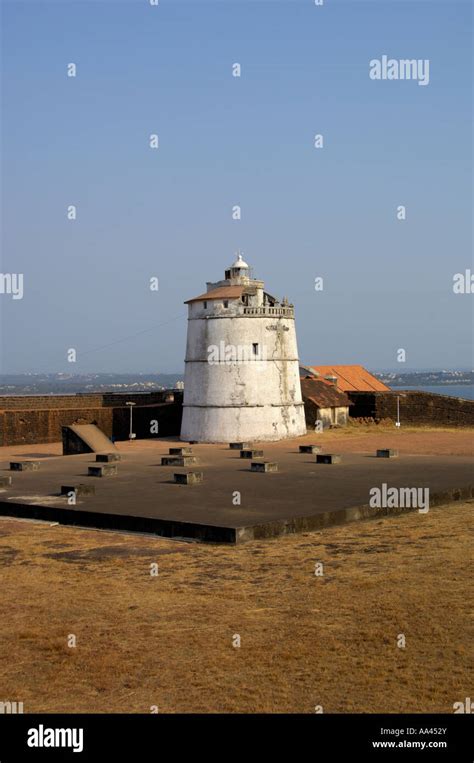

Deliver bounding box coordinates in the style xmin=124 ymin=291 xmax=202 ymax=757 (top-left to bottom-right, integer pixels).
xmin=0 ymin=431 xmax=472 ymax=542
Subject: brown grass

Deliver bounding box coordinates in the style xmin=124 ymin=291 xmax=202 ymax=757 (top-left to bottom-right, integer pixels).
xmin=0 ymin=499 xmax=471 ymax=713
xmin=2 ymin=425 xmax=472 ymax=461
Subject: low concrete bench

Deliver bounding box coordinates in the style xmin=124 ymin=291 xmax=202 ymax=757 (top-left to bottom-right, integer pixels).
xmin=10 ymin=461 xmax=40 ymax=471
xmin=61 ymin=484 xmax=96 ymax=496
xmin=251 ymin=461 xmax=278 ymax=473
xmin=316 ymin=454 xmax=342 ymax=464
xmin=169 ymin=447 xmax=193 ymax=456
xmin=88 ymin=464 xmax=118 ymax=477
xmin=162 ymin=456 xmax=197 ymax=467
xmin=299 ymin=444 xmax=322 ymax=454
xmin=229 ymin=442 xmax=251 ymax=450
xmin=0 ymin=476 xmax=12 ymax=487
xmin=376 ymin=449 xmax=399 ymax=458
xmin=240 ymin=449 xmax=264 ymax=459
xmin=174 ymin=472 xmax=203 ymax=485
xmin=96 ymin=453 xmax=121 ymax=463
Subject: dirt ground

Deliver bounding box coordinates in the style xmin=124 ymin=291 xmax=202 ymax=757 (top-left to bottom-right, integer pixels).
xmin=2 ymin=424 xmax=473 ymax=460
xmin=0 ymin=495 xmax=471 ymax=713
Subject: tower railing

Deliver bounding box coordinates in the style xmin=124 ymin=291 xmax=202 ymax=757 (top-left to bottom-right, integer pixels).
xmin=243 ymin=306 xmax=294 ymax=317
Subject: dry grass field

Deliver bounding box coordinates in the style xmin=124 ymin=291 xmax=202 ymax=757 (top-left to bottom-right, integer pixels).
xmin=0 ymin=495 xmax=471 ymax=713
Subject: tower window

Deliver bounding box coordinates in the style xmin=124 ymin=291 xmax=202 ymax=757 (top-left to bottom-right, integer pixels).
xmin=223 ymin=300 xmax=229 ymax=308
xmin=203 ymin=301 xmax=207 ymax=309
xmin=252 ymin=343 xmax=259 ymax=356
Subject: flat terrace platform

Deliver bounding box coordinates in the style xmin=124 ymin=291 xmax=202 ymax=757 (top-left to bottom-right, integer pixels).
xmin=0 ymin=436 xmax=472 ymax=543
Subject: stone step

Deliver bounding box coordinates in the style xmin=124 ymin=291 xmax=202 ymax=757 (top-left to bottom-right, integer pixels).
xmin=299 ymin=444 xmax=322 ymax=454
xmin=316 ymin=454 xmax=342 ymax=464
xmin=174 ymin=472 xmax=203 ymax=485
xmin=96 ymin=453 xmax=121 ymax=463
xmin=88 ymin=464 xmax=118 ymax=477
xmin=61 ymin=484 xmax=96 ymax=496
xmin=240 ymin=449 xmax=264 ymax=459
xmin=376 ymin=449 xmax=399 ymax=458
xmin=161 ymin=456 xmax=197 ymax=467
xmin=229 ymin=442 xmax=252 ymax=450
xmin=251 ymin=461 xmax=278 ymax=473
xmin=10 ymin=461 xmax=40 ymax=471
xmin=169 ymin=447 xmax=193 ymax=456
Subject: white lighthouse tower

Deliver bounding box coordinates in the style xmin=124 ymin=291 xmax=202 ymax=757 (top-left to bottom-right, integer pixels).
xmin=180 ymin=254 xmax=307 ymax=443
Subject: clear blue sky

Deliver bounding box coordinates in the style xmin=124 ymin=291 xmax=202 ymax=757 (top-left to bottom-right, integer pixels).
xmin=1 ymin=0 xmax=472 ymax=373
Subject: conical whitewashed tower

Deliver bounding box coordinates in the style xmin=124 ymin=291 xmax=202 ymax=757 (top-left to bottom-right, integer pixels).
xmin=180 ymin=254 xmax=307 ymax=443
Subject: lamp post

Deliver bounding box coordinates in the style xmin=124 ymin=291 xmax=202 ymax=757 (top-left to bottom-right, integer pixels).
xmin=126 ymin=402 xmax=136 ymax=440
xmin=395 ymin=393 xmax=406 ymax=428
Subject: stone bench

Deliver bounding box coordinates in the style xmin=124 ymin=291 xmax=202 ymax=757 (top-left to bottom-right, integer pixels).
xmin=251 ymin=461 xmax=278 ymax=473
xmin=161 ymin=456 xmax=197 ymax=467
xmin=0 ymin=476 xmax=12 ymax=487
xmin=376 ymin=449 xmax=399 ymax=458
xmin=174 ymin=472 xmax=203 ymax=485
xmin=88 ymin=464 xmax=118 ymax=477
xmin=96 ymin=453 xmax=121 ymax=463
xmin=240 ymin=449 xmax=264 ymax=459
xmin=299 ymin=444 xmax=322 ymax=454
xmin=316 ymin=454 xmax=342 ymax=465
xmin=10 ymin=461 xmax=40 ymax=471
xmin=169 ymin=447 xmax=193 ymax=456
xmin=61 ymin=484 xmax=96 ymax=496
xmin=229 ymin=442 xmax=251 ymax=450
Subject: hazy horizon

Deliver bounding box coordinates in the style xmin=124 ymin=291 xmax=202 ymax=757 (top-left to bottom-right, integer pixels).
xmin=1 ymin=367 xmax=473 ymax=377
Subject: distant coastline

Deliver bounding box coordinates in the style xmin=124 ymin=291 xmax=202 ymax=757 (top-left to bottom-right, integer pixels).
xmin=390 ymin=385 xmax=474 ymax=401
xmin=0 ymin=372 xmax=473 ymax=401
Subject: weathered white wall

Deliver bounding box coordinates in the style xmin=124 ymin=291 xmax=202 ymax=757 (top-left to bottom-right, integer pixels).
xmin=181 ymin=403 xmax=306 ymax=443
xmin=181 ymin=305 xmax=307 ymax=442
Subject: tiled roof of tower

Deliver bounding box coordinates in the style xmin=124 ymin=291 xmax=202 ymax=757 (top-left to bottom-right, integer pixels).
xmin=184 ymin=286 xmax=244 ymax=304
xmin=300 ymin=378 xmax=351 ymax=408
xmin=308 ymin=365 xmax=390 ymax=392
